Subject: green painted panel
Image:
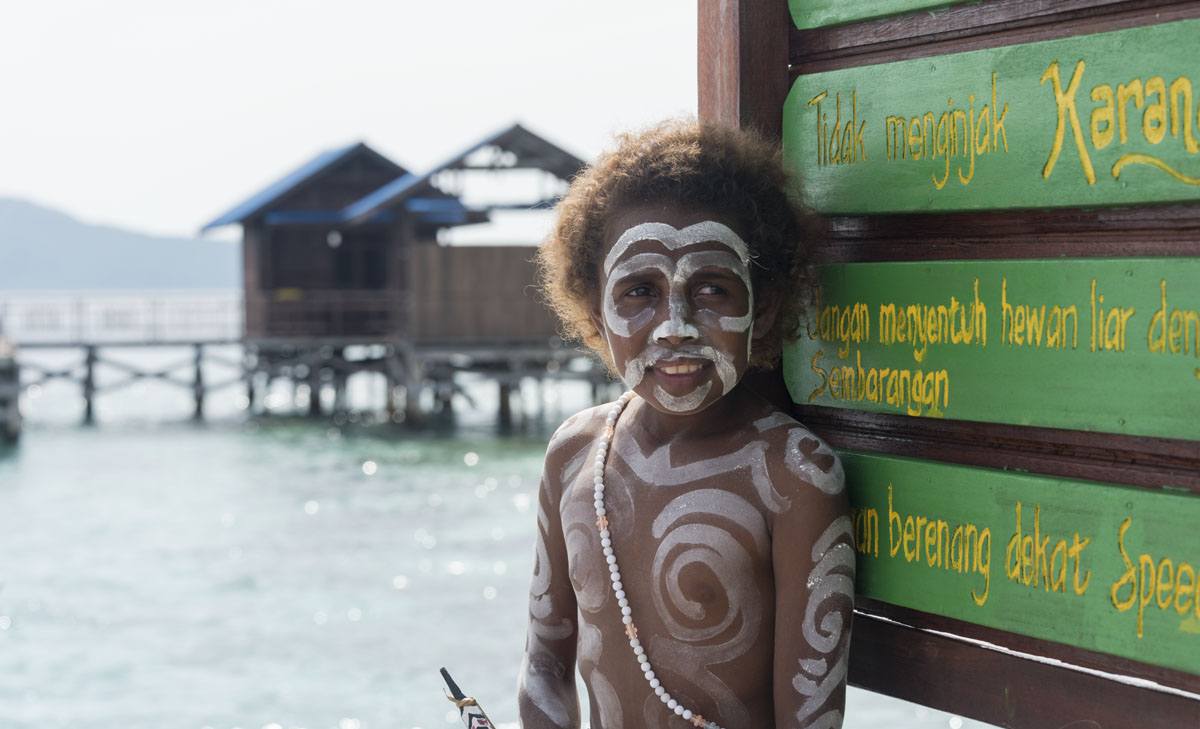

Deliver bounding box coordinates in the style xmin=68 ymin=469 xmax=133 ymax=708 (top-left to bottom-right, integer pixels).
xmin=842 ymin=451 xmax=1200 ymax=675
xmin=783 ymin=19 xmax=1200 ymax=213
xmin=782 ymin=258 xmax=1200 ymax=440
xmin=789 ymin=0 xmax=964 ymax=30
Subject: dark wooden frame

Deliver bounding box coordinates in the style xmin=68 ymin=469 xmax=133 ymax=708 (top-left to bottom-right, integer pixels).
xmin=698 ymin=0 xmax=1200 ymax=725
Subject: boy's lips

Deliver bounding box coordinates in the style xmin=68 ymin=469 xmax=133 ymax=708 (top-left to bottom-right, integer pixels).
xmin=649 ymin=358 xmax=712 ymax=391
xmin=654 ymin=359 xmax=706 ymax=375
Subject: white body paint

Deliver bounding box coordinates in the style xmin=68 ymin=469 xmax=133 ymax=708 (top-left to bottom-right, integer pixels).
xmin=793 ymin=516 xmax=855 ymax=728
xmin=601 ymin=221 xmax=755 ymax=414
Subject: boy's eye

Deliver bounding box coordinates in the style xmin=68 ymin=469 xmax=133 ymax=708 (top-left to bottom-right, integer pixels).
xmin=695 ymin=283 xmax=726 ymax=296
xmin=623 ymin=284 xmax=655 ymax=298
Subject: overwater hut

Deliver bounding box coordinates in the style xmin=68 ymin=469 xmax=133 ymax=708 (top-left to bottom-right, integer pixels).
xmin=201 ymin=123 xmax=588 ymax=419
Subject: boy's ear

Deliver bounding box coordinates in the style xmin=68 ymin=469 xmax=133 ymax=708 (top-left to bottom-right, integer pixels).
xmin=752 ymin=290 xmax=781 ymax=340
xmin=588 ymin=298 xmax=605 ymax=339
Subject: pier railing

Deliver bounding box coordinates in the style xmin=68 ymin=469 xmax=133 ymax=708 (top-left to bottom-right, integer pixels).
xmin=0 ymin=291 xmax=242 ymax=345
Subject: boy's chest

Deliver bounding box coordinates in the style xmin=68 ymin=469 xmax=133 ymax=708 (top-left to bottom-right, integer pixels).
xmin=557 ymin=437 xmax=778 ymax=621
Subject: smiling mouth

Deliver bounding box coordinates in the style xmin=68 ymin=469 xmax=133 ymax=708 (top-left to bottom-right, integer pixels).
xmin=657 ymin=362 xmax=706 ymax=375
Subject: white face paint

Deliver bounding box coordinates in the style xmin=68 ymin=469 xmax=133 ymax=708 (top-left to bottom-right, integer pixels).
xmin=601 ymin=220 xmax=755 ymax=415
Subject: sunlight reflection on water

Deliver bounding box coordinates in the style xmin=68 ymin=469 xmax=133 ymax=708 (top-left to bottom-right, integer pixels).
xmin=0 ymin=374 xmax=995 ymax=729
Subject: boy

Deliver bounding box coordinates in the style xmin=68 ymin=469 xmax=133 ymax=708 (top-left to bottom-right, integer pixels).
xmin=520 ymin=121 xmax=854 ymax=729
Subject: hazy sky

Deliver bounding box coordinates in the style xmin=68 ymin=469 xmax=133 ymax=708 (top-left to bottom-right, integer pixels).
xmin=0 ymin=1 xmax=697 ymax=237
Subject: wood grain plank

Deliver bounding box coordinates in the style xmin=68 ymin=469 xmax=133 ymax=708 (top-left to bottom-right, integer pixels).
xmin=793 ymin=404 xmax=1200 ymax=493
xmin=698 ymin=0 xmax=790 ymax=139
xmin=790 ymin=0 xmax=1200 ymax=73
xmin=848 ymin=606 xmax=1200 ymax=727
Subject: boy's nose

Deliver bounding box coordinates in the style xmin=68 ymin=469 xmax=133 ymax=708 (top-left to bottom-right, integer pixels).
xmin=651 ymin=292 xmax=700 ymax=344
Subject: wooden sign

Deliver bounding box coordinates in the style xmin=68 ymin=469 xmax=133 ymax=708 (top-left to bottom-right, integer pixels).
xmin=783 ymin=258 xmax=1200 ymax=440
xmin=789 ymin=0 xmax=961 ymax=30
xmin=783 ymin=19 xmax=1200 ymax=213
xmin=842 ymin=450 xmax=1200 ymax=675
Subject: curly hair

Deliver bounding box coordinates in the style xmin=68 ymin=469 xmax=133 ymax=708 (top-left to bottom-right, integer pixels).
xmin=536 ymin=118 xmax=815 ymax=372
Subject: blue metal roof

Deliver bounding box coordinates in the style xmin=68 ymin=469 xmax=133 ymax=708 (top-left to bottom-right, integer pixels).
xmin=201 ymin=123 xmax=583 ymax=234
xmin=200 ymin=142 xmax=367 ymax=233
xmin=339 ymin=172 xmax=425 ymax=223
xmin=340 ymin=122 xmax=584 ymax=225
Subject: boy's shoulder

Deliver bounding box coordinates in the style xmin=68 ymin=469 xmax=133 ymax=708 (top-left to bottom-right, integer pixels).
xmin=541 ymin=402 xmax=612 ymax=490
xmin=747 ymin=407 xmax=846 ymax=501
xmin=547 ymin=402 xmax=610 ymax=455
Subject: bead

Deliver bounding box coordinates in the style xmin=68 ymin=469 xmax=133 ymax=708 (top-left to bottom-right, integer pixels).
xmin=594 ymin=393 xmax=715 ymax=728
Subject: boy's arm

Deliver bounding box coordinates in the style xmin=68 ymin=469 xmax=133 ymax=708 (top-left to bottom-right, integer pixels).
xmin=772 ymin=433 xmax=856 ymax=729
xmin=518 ymin=466 xmax=581 ymax=729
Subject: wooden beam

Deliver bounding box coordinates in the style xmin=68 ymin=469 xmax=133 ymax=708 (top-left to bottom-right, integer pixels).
xmin=849 ymin=607 xmax=1200 ymax=728
xmin=697 ymin=0 xmax=790 ymax=140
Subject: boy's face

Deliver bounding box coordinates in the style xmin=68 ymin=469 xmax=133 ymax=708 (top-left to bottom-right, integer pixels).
xmin=593 ymin=203 xmax=758 ymax=415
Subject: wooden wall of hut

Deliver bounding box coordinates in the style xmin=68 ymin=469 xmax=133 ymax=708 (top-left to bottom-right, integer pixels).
xmin=407 ymin=244 xmax=559 ymax=345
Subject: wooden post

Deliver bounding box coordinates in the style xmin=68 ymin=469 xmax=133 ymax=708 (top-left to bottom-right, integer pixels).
xmin=306 ymin=358 xmax=322 ymax=417
xmin=401 ymin=346 xmax=423 ymax=425
xmin=698 ymin=0 xmax=793 ymax=413
xmin=82 ymin=345 xmax=97 ymax=425
xmin=244 ymin=346 xmax=258 ymax=415
xmin=192 ymin=343 xmax=205 ymax=421
xmin=497 ymin=380 xmax=513 ymax=431
xmin=384 ymin=347 xmax=401 ymax=422
xmin=697 ymin=0 xmax=790 ymax=140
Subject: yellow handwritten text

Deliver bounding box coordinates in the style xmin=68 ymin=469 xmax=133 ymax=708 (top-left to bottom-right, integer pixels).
xmin=888 ymin=483 xmax=992 ymax=606
xmin=1004 ymin=502 xmax=1091 ymax=596
xmin=809 ymin=348 xmax=950 ymax=417
xmin=1147 ymin=279 xmax=1200 ymax=357
xmin=808 ymin=90 xmax=867 ymax=167
xmin=808 ymin=293 xmax=871 ymax=358
xmin=883 ymin=72 xmax=1009 ymax=189
xmin=878 ymin=278 xmax=988 ymax=363
xmin=1042 ymin=59 xmax=1200 ymax=186
xmin=1089 ymin=279 xmax=1136 ymax=353
xmin=1001 ymin=277 xmax=1079 ymax=349
xmin=1111 ymin=516 xmax=1200 ymax=638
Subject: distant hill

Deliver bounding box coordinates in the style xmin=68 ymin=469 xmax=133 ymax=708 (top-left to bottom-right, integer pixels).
xmin=0 ymin=198 xmax=239 ymax=290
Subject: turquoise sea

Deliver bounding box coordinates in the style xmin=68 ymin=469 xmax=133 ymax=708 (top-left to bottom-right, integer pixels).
xmin=0 ymin=350 xmax=995 ymax=729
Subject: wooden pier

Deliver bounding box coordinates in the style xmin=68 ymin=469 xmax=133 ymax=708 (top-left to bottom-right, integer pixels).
xmin=2 ymin=123 xmax=608 ymax=428
xmin=8 ymin=335 xmax=607 ymax=427
xmin=0 ymin=337 xmax=19 ymax=441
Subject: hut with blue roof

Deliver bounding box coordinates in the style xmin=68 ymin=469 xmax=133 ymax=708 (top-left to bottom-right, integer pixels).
xmin=200 ymin=123 xmax=586 ymax=421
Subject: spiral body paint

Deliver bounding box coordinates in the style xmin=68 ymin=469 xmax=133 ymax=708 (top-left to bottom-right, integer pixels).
xmin=522 ymin=355 xmax=854 ymax=726
xmin=601 ymin=221 xmax=754 ymax=414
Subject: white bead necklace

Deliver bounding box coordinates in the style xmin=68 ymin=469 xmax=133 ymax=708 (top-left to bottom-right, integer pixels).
xmin=593 ymin=391 xmax=725 ymax=729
